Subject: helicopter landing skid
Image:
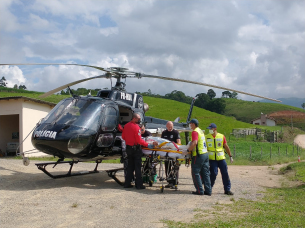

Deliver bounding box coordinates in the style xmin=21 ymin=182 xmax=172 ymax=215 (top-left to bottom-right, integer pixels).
xmin=35 ymin=161 xmax=100 ymax=179
xmin=105 ymin=168 xmax=125 ymax=186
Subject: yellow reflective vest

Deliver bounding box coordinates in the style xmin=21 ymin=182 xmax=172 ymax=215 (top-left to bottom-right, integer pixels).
xmin=191 ymin=127 xmax=207 ymax=157
xmin=205 ymin=133 xmax=226 ymax=160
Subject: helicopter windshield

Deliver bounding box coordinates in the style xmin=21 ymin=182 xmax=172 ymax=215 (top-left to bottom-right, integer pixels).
xmin=43 ymin=98 xmax=104 ymax=131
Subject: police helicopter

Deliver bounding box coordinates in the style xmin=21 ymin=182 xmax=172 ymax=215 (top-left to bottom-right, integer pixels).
xmin=1 ymin=63 xmax=281 ymax=185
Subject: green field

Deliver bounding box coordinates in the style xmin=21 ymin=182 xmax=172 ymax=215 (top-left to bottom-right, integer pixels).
xmin=224 ymin=98 xmax=305 ymax=122
xmin=1 ymin=90 xmax=304 ymax=165
xmin=164 ymin=162 xmax=305 ymax=228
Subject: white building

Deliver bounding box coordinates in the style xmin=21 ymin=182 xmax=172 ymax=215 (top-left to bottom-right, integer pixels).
xmin=0 ymin=96 xmax=55 ymax=157
xmin=250 ymin=113 xmax=276 ymax=126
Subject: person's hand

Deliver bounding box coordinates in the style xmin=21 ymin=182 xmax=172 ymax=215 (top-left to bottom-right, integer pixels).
xmin=182 ymin=151 xmax=189 ymax=156
xmin=147 ymin=144 xmax=154 ymax=149
xmin=230 ymin=156 xmax=234 ymax=163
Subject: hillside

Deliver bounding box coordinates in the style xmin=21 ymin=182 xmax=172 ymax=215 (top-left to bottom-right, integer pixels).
xmin=0 ymin=89 xmax=70 ymax=104
xmin=143 ymin=96 xmax=279 ymax=135
xmin=0 ymin=90 xmax=280 ymax=136
xmin=224 ymin=98 xmax=304 ymax=121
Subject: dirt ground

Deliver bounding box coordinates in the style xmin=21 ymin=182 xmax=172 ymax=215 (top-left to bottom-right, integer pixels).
xmin=294 ymin=134 xmax=305 ymax=149
xmin=0 ymin=158 xmax=290 ymax=228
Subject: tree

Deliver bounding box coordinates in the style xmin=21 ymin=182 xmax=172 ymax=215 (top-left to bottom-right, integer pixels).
xmin=164 ymin=90 xmax=192 ymax=103
xmin=302 ymin=103 xmax=305 ymax=110
xmin=13 ymin=84 xmax=18 ymax=89
xmin=222 ymin=90 xmax=231 ymax=98
xmin=19 ymin=85 xmax=27 ymax=90
xmin=0 ymin=76 xmax=7 ymax=87
xmin=206 ymin=98 xmax=226 ymax=114
xmin=194 ymin=93 xmax=210 ymax=109
xmin=207 ymin=89 xmax=216 ymax=100
xmin=230 ymin=91 xmax=238 ymax=99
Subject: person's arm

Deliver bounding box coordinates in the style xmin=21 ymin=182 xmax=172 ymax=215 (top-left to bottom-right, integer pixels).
xmin=187 ymin=131 xmax=198 ymax=152
xmin=135 ymin=128 xmax=149 ymax=147
xmin=223 ymin=143 xmax=232 ymax=157
xmin=175 ymin=130 xmax=181 ymax=144
xmin=122 ymin=126 xmax=126 ymax=140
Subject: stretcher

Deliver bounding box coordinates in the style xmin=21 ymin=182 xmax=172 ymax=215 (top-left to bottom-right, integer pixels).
xmin=142 ymin=137 xmax=190 ymax=159
xmin=141 ymin=137 xmax=191 ymax=192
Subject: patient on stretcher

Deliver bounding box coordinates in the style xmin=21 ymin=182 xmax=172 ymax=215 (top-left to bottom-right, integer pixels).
xmin=142 ymin=137 xmax=190 ymax=159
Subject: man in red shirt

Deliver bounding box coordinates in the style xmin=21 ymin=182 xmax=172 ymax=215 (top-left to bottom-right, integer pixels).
xmin=122 ymin=113 xmax=157 ymax=189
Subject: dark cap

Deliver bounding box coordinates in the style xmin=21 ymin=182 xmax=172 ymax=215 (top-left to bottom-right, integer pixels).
xmin=207 ymin=123 xmax=217 ymax=129
xmin=190 ymin=119 xmax=199 ymax=126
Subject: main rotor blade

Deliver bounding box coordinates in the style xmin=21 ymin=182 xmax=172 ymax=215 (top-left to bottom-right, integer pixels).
xmin=39 ymin=74 xmax=108 ymax=98
xmin=141 ymin=74 xmax=281 ymax=102
xmin=0 ymin=63 xmax=107 ymax=72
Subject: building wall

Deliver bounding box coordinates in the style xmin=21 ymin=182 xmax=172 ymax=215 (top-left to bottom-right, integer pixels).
xmin=252 ymin=118 xmax=276 ymax=126
xmin=0 ymin=99 xmax=23 ymax=154
xmin=252 ymin=119 xmax=261 ymax=125
xmin=22 ymin=100 xmax=54 ymax=157
xmin=266 ymin=119 xmax=276 ymax=126
xmin=0 ymin=98 xmax=54 ymax=157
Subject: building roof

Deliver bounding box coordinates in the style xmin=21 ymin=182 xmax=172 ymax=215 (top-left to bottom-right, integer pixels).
xmin=250 ymin=115 xmax=276 ymax=123
xmin=0 ymin=96 xmax=56 ymax=107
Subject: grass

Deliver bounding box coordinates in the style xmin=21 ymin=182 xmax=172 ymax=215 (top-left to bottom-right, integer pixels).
xmin=224 ymin=98 xmax=305 ymax=130
xmin=1 ymin=90 xmax=302 ymax=137
xmin=1 ymin=91 xmax=304 ymax=165
xmin=164 ymin=162 xmax=305 ymax=228
xmin=143 ymin=96 xmax=273 ymax=137
xmin=71 ymin=202 xmax=78 ymax=208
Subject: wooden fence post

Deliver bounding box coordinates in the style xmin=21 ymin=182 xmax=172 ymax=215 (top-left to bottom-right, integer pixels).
xmin=250 ymin=145 xmax=252 ymax=158
xmin=293 ymin=145 xmax=294 ymax=156
xmin=270 ymin=146 xmax=272 ymax=159
xmin=261 ymin=146 xmax=262 ymax=158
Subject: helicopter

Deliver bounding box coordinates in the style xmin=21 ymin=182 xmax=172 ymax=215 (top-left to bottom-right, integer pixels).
xmin=0 ymin=63 xmax=281 ymax=183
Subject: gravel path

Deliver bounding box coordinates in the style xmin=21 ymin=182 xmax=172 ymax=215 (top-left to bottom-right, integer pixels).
xmin=0 ymin=159 xmax=286 ymax=228
xmin=294 ymin=134 xmax=305 ymax=149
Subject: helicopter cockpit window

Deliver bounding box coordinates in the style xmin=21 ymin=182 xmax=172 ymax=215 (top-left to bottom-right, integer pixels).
xmin=101 ymin=107 xmax=118 ymax=132
xmin=43 ymin=98 xmax=104 ymax=131
xmin=43 ymin=99 xmax=70 ymax=124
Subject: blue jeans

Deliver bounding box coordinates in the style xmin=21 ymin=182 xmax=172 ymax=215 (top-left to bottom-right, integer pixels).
xmin=191 ymin=153 xmax=211 ymax=194
xmin=209 ymin=159 xmax=231 ymax=192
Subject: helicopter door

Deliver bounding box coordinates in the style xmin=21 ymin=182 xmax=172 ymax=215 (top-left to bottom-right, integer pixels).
xmin=96 ymin=106 xmax=118 ymax=147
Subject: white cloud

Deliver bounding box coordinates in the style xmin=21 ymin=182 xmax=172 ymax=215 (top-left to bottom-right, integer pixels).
xmin=0 ymin=66 xmax=26 ymax=87
xmin=0 ymin=0 xmax=304 ymax=101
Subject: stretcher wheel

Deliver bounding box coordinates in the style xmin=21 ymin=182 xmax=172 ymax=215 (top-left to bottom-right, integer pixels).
xmin=160 ymin=186 xmax=164 ymax=193
xmin=149 ymin=181 xmax=153 ymax=187
xmin=174 ymin=185 xmax=178 ymax=191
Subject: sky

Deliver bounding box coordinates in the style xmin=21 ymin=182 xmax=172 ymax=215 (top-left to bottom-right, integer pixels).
xmin=0 ymin=0 xmax=304 ymax=101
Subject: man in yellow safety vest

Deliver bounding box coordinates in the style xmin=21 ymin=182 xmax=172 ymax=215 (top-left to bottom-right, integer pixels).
xmin=185 ymin=119 xmax=211 ymax=195
xmin=206 ymin=123 xmax=234 ymax=195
